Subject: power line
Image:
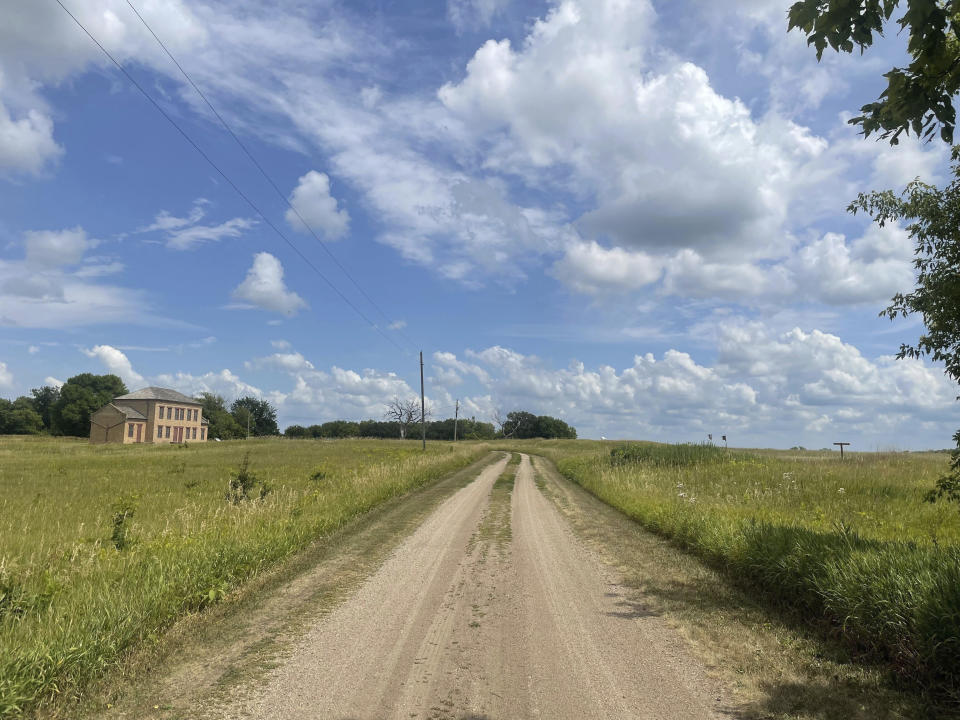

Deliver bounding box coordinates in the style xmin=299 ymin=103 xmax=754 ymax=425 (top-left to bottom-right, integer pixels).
xmin=54 ymin=0 xmax=406 ymax=354
xmin=124 ymin=0 xmax=417 ymax=352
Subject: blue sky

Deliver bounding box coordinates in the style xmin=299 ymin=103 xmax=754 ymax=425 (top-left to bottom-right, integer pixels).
xmin=1 ymin=0 xmax=956 ymax=448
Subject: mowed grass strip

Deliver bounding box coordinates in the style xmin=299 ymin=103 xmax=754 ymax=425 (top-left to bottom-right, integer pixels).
xmin=0 ymin=436 xmax=489 ymax=718
xmin=499 ymin=440 xmax=960 ymax=704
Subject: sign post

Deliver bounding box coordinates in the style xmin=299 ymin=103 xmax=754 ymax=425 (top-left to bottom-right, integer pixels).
xmin=833 ymin=442 xmax=850 ymax=460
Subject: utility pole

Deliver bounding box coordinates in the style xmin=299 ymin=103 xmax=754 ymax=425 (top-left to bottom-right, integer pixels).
xmin=420 ymin=351 xmax=426 ymax=451
xmin=454 ymin=399 xmax=459 ymax=442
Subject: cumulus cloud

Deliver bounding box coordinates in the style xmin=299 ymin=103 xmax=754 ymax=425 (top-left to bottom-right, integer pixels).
xmin=0 ymin=361 xmax=13 ymax=389
xmin=231 ymin=252 xmax=308 ymax=316
xmin=286 ymin=171 xmax=350 ymax=239
xmin=0 ymin=99 xmax=62 ymax=176
xmin=82 ymin=345 xmax=146 ymax=388
xmin=438 ymin=2 xmax=818 ymax=259
xmin=551 ymin=241 xmax=662 ymax=294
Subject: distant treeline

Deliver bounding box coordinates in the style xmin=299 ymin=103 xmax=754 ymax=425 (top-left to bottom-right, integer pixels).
xmin=284 ymin=418 xmax=496 ymax=440
xmin=283 ymin=411 xmax=577 ymax=441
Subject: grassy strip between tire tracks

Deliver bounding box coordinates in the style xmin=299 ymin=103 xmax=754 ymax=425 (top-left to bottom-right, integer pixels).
xmin=498 ymin=440 xmax=960 ymax=706
xmin=0 ymin=437 xmax=490 ymax=718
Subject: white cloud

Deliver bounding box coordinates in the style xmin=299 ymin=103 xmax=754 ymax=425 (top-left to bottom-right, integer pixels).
xmin=24 ymin=227 xmax=92 ymax=268
xmin=246 ymin=352 xmax=315 ymax=372
xmin=551 ymin=241 xmax=662 ymax=294
xmin=787 ymin=226 xmax=914 ymax=305
xmin=136 ymin=200 xmax=253 ymax=250
xmin=28 ymin=346 xmax=39 ymax=354
xmin=82 ymin=345 xmax=146 ymax=388
xmin=44 ymin=376 xmax=63 ymax=389
xmin=286 ymin=171 xmax=350 ymax=239
xmin=0 ymin=362 xmax=12 ymax=389
xmin=270 ymin=339 xmax=292 ymax=350
xmin=0 ymin=229 xmax=161 ymax=329
xmin=154 ymin=368 xmax=262 ymax=402
xmin=139 ymin=199 xmax=209 ymax=233
xmin=388 ymin=320 xmax=407 ymax=331
xmin=231 ymin=252 xmax=307 ymax=316
xmin=447 ymin=0 xmax=511 ymax=31
xmin=164 ymin=217 xmax=256 ymax=250
xmin=0 ymin=99 xmax=62 ymax=176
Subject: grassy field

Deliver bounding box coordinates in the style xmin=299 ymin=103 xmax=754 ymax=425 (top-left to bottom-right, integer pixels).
xmin=500 ymin=440 xmax=960 ymax=704
xmin=0 ymin=436 xmax=489 ymax=718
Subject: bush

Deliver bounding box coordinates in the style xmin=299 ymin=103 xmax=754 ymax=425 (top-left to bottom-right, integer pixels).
xmin=225 ymin=453 xmax=263 ymax=504
xmin=109 ymin=494 xmax=137 ymax=550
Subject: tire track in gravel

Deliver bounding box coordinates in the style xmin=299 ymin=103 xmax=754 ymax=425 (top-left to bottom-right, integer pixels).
xmin=216 ymin=453 xmax=727 ymax=719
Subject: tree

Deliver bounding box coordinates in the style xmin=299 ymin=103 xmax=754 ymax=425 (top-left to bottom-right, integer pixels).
xmin=230 ymin=396 xmax=279 ymax=437
xmin=284 ymin=424 xmax=310 ymax=439
xmin=789 ymin=0 xmax=960 ymax=143
xmin=196 ymin=393 xmax=244 ymax=440
xmin=849 ymin=149 xmax=960 ymax=505
xmin=0 ymin=398 xmax=43 ymax=435
xmin=30 ymin=385 xmax=60 ymax=433
xmin=497 ymin=410 xmax=577 ymax=439
xmin=52 ymin=374 xmax=127 ymax=438
xmin=384 ymin=396 xmax=427 ymax=439
xmin=319 ymin=420 xmax=360 ymax=438
xmin=501 ymin=410 xmax=537 ymax=439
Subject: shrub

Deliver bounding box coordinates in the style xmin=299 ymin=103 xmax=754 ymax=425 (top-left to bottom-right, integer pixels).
xmin=109 ymin=494 xmax=137 ymax=550
xmin=226 ymin=453 xmax=261 ymax=504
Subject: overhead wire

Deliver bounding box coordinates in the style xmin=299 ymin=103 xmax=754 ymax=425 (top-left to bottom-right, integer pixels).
xmin=54 ymin=0 xmax=407 ymax=354
xmin=123 ymin=0 xmax=417 ymax=353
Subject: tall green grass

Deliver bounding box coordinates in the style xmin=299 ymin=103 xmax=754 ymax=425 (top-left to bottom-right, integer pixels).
xmin=0 ymin=436 xmax=488 ymax=717
xmin=506 ymin=440 xmax=960 ymax=702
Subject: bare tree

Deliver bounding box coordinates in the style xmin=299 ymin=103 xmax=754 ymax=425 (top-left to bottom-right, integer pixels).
xmin=492 ymin=408 xmax=517 ymax=438
xmin=385 ymin=396 xmax=426 ymax=439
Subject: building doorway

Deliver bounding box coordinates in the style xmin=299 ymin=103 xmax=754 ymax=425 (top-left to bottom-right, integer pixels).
xmin=135 ymin=424 xmax=142 ymax=443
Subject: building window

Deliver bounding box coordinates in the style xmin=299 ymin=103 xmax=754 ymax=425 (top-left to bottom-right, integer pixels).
xmin=192 ymin=427 xmax=197 ymax=439
xmin=128 ymin=423 xmax=134 ymax=438
xmin=165 ymin=426 xmax=171 ymax=439
xmin=166 ymin=406 xmax=172 ymax=419
xmin=157 ymin=425 xmax=162 ymax=438
xmin=158 ymin=405 xmax=164 ymax=417
xmin=193 ymin=409 xmax=198 ymax=421
xmin=201 ymin=427 xmax=206 ymax=440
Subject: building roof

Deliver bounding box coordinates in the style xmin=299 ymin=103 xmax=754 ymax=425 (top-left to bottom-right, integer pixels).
xmin=114 ymin=386 xmax=201 ymax=405
xmin=113 ymin=404 xmax=147 ymax=420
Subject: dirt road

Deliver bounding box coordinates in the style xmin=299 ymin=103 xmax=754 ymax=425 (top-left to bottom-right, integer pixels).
xmin=219 ymin=455 xmax=726 ymax=719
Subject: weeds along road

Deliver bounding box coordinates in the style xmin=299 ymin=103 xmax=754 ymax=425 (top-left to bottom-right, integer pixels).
xmin=215 ymin=454 xmax=726 ymax=720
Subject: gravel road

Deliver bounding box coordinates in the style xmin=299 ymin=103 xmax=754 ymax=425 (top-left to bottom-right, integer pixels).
xmin=220 ymin=454 xmax=726 ymax=719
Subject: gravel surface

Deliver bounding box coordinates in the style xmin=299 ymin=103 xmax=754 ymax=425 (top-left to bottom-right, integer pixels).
xmin=218 ymin=454 xmax=725 ymax=719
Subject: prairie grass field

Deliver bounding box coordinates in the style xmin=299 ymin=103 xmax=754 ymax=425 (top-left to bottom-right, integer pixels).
xmin=0 ymin=436 xmax=488 ymax=718
xmin=502 ymin=439 xmax=960 ymax=703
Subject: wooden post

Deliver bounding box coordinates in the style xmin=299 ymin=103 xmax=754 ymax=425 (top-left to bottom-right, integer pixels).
xmin=420 ymin=351 xmax=426 ymax=451
xmin=454 ymin=399 xmax=459 ymax=442
xmin=834 ymin=442 xmax=850 ymax=459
